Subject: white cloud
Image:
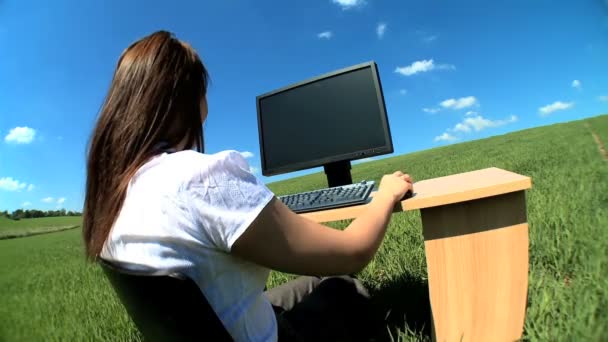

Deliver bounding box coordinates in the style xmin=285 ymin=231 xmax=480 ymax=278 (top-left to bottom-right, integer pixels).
xmin=395 ymin=60 xmax=433 ymax=76
xmin=452 ymin=115 xmax=518 ymax=133
xmin=469 ymin=115 xmax=517 ymax=131
xmin=249 ymin=166 xmax=259 ymax=174
xmin=440 ymin=96 xmax=479 ymax=110
xmin=22 ymin=201 xmax=32 ymax=207
xmin=465 ymin=111 xmax=478 ymax=116
xmin=353 ymin=157 xmax=376 ymax=164
xmin=453 ymin=123 xmax=471 ymax=133
xmin=239 ymin=151 xmax=254 ymax=159
xmin=437 ymin=64 xmax=456 ymax=71
xmin=57 ymin=197 xmax=66 ymax=204
xmin=332 ymin=0 xmax=365 ymax=10
xmin=4 ymin=126 xmax=36 ymax=144
xmin=42 ymin=197 xmax=54 ymax=203
xmin=317 ymin=31 xmax=333 ymax=39
xmin=539 ymin=101 xmax=574 ymax=116
xmin=0 ymin=177 xmax=27 ymax=191
xmin=436 ymin=114 xmax=517 ymax=143
xmin=434 ymin=132 xmax=458 ymax=142
xmin=376 ymin=23 xmax=387 ymax=39
xmin=399 ymin=89 xmax=407 ymax=95
xmin=598 ymin=95 xmax=608 ymax=102
xmin=395 ymin=59 xmax=454 ymax=76
xmin=423 ymin=108 xmax=440 ymax=114
xmin=27 ymin=184 xmax=35 ymax=191
xmin=423 ymin=35 xmax=438 ymax=43
xmin=571 ymin=80 xmax=582 ymax=89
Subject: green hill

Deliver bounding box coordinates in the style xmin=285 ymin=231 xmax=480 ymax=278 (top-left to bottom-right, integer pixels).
xmin=0 ymin=114 xmax=606 ymax=341
xmin=0 ymin=216 xmax=82 ymax=239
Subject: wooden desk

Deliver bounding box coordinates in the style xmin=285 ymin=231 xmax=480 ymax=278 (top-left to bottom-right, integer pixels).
xmin=301 ymin=167 xmax=532 ymax=342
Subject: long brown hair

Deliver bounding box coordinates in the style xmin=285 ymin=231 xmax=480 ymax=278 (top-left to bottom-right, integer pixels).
xmin=83 ymin=31 xmax=209 ymax=260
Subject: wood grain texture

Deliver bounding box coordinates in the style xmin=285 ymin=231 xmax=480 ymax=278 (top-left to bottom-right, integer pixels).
xmin=401 ymin=167 xmax=531 ymax=211
xmin=298 ymin=168 xmax=531 ymax=341
xmin=422 ymin=191 xmax=527 ymax=240
xmin=300 ymin=167 xmax=532 ymax=223
xmin=421 ymin=191 xmax=529 ymax=342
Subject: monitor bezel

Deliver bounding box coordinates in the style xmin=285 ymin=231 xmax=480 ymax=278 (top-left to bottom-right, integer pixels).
xmin=256 ymin=61 xmax=394 ymax=177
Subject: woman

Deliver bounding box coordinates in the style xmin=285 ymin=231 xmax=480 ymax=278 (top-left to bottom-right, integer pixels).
xmin=84 ymin=30 xmax=413 ymax=341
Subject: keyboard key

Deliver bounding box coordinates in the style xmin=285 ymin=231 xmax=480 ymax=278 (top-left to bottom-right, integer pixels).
xmin=278 ymin=181 xmax=374 ymax=213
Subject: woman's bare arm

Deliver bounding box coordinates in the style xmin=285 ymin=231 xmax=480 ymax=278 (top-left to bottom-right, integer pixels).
xmin=231 ymin=172 xmax=412 ymax=276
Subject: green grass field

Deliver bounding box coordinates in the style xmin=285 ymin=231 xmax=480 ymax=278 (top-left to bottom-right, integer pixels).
xmin=0 ymin=216 xmax=82 ymax=239
xmin=1 ymin=114 xmax=606 ymax=341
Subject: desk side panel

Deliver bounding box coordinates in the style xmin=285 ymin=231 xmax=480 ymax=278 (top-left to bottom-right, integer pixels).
xmin=421 ymin=191 xmax=529 ymax=341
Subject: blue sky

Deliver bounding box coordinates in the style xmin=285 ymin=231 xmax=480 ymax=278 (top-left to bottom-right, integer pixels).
xmin=1 ymin=0 xmax=607 ymax=212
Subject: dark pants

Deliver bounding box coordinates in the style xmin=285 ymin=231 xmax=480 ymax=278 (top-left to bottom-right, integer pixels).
xmin=265 ymin=276 xmax=380 ymax=341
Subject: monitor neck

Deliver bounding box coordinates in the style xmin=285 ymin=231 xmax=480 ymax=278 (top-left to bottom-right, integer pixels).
xmin=323 ymin=160 xmax=353 ymax=188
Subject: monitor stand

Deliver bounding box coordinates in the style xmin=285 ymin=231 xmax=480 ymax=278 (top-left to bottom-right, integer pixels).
xmin=323 ymin=160 xmax=353 ymax=188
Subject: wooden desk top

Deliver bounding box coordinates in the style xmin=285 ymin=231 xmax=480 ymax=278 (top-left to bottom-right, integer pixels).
xmin=300 ymin=167 xmax=532 ymax=223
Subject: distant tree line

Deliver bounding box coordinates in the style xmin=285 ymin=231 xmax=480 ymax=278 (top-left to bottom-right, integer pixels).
xmin=0 ymin=209 xmax=82 ymax=220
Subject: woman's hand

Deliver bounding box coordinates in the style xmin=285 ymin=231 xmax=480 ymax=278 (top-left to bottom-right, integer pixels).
xmin=376 ymin=171 xmax=413 ymax=203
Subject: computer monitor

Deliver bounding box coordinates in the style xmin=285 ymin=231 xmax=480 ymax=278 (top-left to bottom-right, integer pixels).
xmin=256 ymin=61 xmax=393 ymax=187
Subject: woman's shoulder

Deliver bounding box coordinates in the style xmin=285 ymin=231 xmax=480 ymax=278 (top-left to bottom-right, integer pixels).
xmin=157 ymin=149 xmax=252 ymax=184
xmin=168 ymin=149 xmax=248 ymax=169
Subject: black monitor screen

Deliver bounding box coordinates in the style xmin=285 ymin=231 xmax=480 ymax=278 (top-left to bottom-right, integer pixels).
xmin=257 ymin=62 xmax=392 ymax=176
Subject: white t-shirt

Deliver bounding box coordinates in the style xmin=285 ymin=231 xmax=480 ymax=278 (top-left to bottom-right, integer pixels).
xmin=100 ymin=149 xmax=277 ymax=341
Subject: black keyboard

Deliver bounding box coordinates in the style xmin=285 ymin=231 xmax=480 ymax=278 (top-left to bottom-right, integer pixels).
xmin=279 ymin=181 xmax=375 ymax=213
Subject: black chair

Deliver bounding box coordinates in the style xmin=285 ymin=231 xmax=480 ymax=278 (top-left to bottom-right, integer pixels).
xmin=99 ymin=259 xmax=233 ymax=341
